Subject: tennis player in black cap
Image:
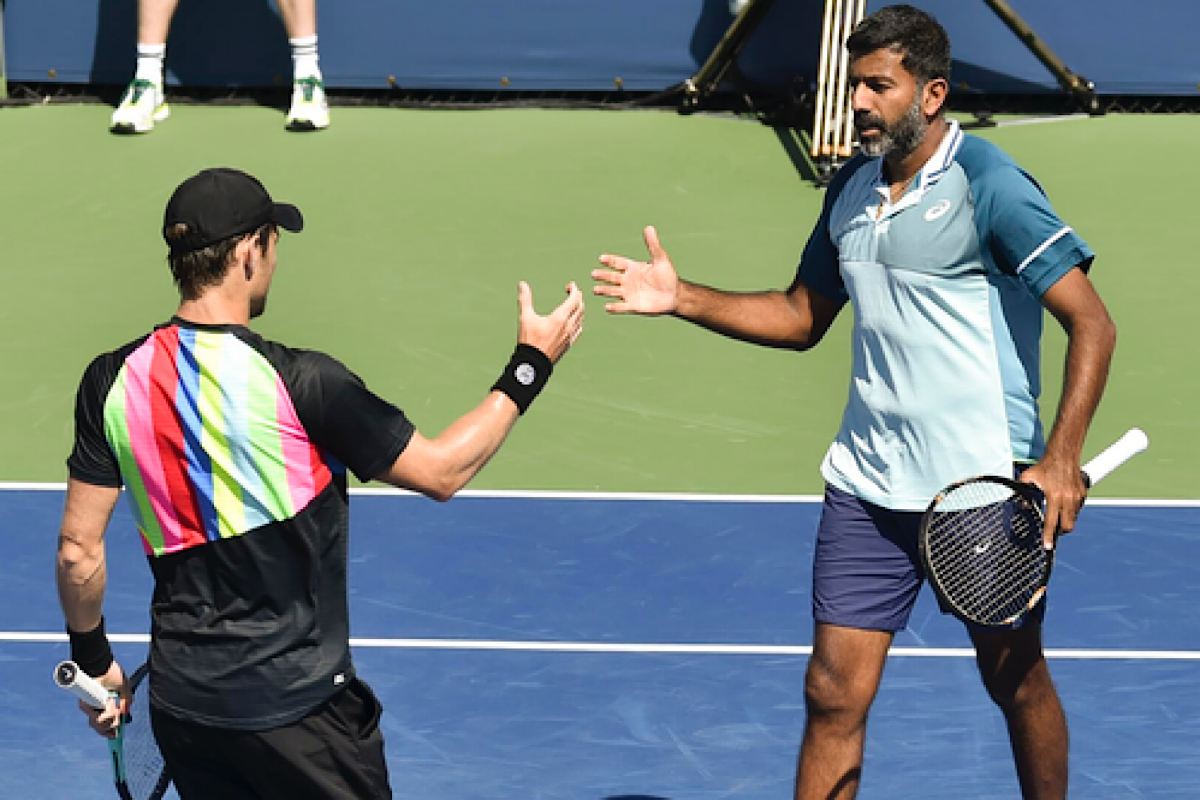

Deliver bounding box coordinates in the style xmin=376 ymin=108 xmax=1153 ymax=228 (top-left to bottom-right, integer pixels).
xmin=56 ymin=167 xmax=584 ymax=799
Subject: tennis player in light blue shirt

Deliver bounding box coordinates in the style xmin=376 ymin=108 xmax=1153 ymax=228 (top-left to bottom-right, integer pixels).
xmin=801 ymin=117 xmax=1095 ymax=511
xmin=592 ymin=5 xmax=1115 ymax=798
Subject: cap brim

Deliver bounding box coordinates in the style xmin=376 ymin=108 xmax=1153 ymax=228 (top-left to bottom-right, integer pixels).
xmin=272 ymin=203 xmax=304 ymax=233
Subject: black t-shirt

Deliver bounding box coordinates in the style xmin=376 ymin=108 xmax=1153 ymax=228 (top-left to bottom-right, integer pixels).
xmin=68 ymin=318 xmax=414 ymax=729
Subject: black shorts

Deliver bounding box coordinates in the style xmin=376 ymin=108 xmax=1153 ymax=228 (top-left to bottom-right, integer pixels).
xmin=151 ymin=678 xmax=391 ymax=800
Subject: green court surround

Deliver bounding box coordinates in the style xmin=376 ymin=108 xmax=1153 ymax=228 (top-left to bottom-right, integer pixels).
xmin=1 ymin=104 xmax=1194 ymax=497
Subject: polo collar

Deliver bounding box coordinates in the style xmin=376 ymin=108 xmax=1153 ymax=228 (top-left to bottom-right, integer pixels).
xmin=870 ymin=119 xmax=964 ymax=217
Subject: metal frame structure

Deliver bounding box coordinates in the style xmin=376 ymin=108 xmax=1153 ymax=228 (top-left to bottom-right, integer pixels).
xmin=682 ymin=0 xmax=1100 ymax=117
xmin=982 ymin=0 xmax=1099 ymax=114
xmin=682 ymin=0 xmax=780 ymax=110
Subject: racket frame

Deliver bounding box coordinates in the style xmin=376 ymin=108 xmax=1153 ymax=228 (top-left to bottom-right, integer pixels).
xmin=918 ymin=427 xmax=1149 ymax=629
xmin=115 ymin=662 xmax=168 ymax=800
xmin=918 ymin=474 xmax=1053 ymax=628
xmin=55 ymin=660 xmax=169 ymax=800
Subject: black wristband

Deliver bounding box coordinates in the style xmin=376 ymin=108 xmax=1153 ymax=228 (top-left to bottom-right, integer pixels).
xmin=492 ymin=344 xmax=553 ymax=414
xmin=68 ymin=617 xmax=114 ymax=678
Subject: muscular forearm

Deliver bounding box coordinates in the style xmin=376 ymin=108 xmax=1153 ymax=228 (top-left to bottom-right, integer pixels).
xmin=380 ymin=283 xmax=581 ymax=502
xmin=674 ymin=281 xmax=820 ymax=350
xmin=55 ymin=480 xmax=120 ymax=635
xmin=1044 ymin=310 xmax=1117 ymax=464
xmin=431 ymin=393 xmax=520 ymax=498
xmin=380 ymin=393 xmax=520 ymax=502
xmin=1023 ymin=268 xmax=1116 ymax=539
xmin=57 ymin=534 xmax=108 ymax=633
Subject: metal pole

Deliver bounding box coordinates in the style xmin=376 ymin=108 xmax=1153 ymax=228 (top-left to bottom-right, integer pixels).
xmin=837 ymin=0 xmax=866 ymax=158
xmin=682 ymin=0 xmax=780 ymax=108
xmin=0 ymin=0 xmax=9 ymax=100
xmin=982 ymin=0 xmax=1099 ymax=113
xmin=829 ymin=0 xmax=854 ymax=157
xmin=810 ymin=0 xmax=836 ymax=158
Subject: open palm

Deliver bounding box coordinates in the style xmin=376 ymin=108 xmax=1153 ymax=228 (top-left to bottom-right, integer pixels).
xmin=592 ymin=226 xmax=679 ymax=315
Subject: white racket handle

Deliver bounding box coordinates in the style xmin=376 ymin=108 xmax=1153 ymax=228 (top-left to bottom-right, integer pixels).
xmin=54 ymin=660 xmax=112 ymax=709
xmin=1082 ymin=428 xmax=1149 ymax=487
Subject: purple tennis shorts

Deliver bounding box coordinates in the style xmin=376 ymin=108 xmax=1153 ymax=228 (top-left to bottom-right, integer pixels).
xmin=812 ymin=483 xmax=1045 ymax=632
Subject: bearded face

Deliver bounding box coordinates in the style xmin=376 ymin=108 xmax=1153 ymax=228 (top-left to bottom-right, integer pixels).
xmin=855 ymin=85 xmax=928 ymax=159
xmin=848 ymin=47 xmax=939 ymax=162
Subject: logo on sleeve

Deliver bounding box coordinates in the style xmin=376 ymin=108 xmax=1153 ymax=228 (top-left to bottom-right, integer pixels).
xmin=924 ymin=199 xmax=952 ymax=221
xmin=515 ymin=364 xmax=536 ymax=385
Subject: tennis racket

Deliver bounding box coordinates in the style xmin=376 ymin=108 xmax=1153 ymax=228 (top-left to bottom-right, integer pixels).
xmin=919 ymin=427 xmax=1149 ymax=628
xmin=54 ymin=660 xmax=171 ymax=800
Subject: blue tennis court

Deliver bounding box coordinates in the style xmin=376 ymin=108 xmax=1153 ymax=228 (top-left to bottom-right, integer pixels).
xmin=4 ymin=487 xmax=1198 ymax=798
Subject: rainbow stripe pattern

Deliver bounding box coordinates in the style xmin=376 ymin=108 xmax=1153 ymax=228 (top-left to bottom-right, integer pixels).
xmin=102 ymin=326 xmax=333 ymax=556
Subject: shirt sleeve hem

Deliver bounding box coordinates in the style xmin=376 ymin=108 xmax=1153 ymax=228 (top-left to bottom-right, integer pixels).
xmin=351 ymin=424 xmax=416 ymax=484
xmin=1026 ymin=243 xmax=1094 ymax=298
xmin=66 ymin=466 xmax=123 ymax=488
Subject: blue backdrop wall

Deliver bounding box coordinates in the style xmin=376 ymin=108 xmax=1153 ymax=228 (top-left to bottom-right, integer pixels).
xmin=5 ymin=0 xmax=1198 ymax=95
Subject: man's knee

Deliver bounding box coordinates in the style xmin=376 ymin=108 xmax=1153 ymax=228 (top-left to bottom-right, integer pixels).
xmin=803 ymin=653 xmax=879 ymax=725
xmin=974 ymin=631 xmax=1058 ymax=712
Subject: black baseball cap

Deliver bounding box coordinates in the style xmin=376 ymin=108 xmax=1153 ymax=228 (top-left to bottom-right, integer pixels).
xmin=163 ymin=168 xmax=304 ymax=255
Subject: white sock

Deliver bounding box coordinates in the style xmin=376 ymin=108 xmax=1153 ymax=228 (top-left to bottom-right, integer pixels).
xmin=134 ymin=43 xmax=166 ymax=85
xmin=289 ymin=36 xmax=321 ymax=81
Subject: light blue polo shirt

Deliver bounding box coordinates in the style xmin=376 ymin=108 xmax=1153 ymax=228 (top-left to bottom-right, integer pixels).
xmin=799 ymin=120 xmax=1093 ymax=511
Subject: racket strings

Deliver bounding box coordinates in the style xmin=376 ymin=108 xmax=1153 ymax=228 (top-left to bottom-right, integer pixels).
xmin=121 ymin=669 xmax=170 ymax=800
xmin=925 ymin=482 xmax=1047 ymax=625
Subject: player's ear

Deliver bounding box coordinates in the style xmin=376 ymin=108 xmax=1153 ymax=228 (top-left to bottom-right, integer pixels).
xmin=923 ymin=77 xmax=949 ymax=118
xmin=233 ymin=235 xmax=257 ymax=281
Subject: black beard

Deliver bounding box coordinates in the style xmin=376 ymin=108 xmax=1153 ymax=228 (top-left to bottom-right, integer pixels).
xmin=856 ymin=93 xmax=928 ymax=159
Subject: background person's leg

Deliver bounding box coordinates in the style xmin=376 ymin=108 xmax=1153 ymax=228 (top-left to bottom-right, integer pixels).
xmin=110 ymin=0 xmax=179 ymax=133
xmin=276 ymin=0 xmax=328 ymax=130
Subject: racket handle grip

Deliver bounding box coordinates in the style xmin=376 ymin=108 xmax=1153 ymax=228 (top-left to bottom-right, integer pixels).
xmin=54 ymin=660 xmax=112 ymax=709
xmin=1081 ymin=428 xmax=1149 ymax=488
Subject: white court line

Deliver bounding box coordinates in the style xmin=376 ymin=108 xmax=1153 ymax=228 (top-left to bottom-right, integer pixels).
xmin=0 ymin=482 xmax=819 ymax=503
xmin=5 ymin=632 xmax=1199 ymax=660
xmin=965 ymin=114 xmax=1091 ymax=129
xmin=0 ymin=482 xmax=1195 ymax=506
xmin=997 ymin=113 xmax=1090 ymax=127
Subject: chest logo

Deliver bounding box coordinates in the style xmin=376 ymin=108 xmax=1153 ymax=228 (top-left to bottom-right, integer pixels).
xmin=924 ymin=199 xmax=952 ymax=221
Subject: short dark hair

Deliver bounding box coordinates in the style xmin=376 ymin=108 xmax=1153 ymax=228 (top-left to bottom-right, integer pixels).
xmin=846 ymin=4 xmax=951 ymax=84
xmin=165 ymin=223 xmax=274 ymax=300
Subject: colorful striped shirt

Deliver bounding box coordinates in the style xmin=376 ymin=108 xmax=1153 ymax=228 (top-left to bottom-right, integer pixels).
xmin=69 ymin=319 xmax=414 ymax=729
xmin=101 ymin=324 xmax=334 ymax=556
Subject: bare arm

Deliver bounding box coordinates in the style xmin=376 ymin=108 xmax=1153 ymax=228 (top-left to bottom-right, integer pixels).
xmin=379 ymin=396 xmax=517 ymax=502
xmin=675 ymin=278 xmax=843 ymax=351
xmin=56 ymin=479 xmax=129 ymax=735
xmin=56 ymin=480 xmax=120 ymax=634
xmin=1019 ymin=266 xmax=1117 ymax=543
xmin=375 ymin=281 xmax=584 ymax=501
xmin=592 ymin=226 xmax=842 ymax=350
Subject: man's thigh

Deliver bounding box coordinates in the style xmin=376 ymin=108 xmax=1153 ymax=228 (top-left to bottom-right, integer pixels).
xmin=812 ymin=484 xmax=925 ymax=632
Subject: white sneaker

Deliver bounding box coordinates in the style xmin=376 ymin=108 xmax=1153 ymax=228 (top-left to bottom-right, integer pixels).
xmin=286 ymin=78 xmax=330 ymax=131
xmin=110 ymin=79 xmax=169 ymax=134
